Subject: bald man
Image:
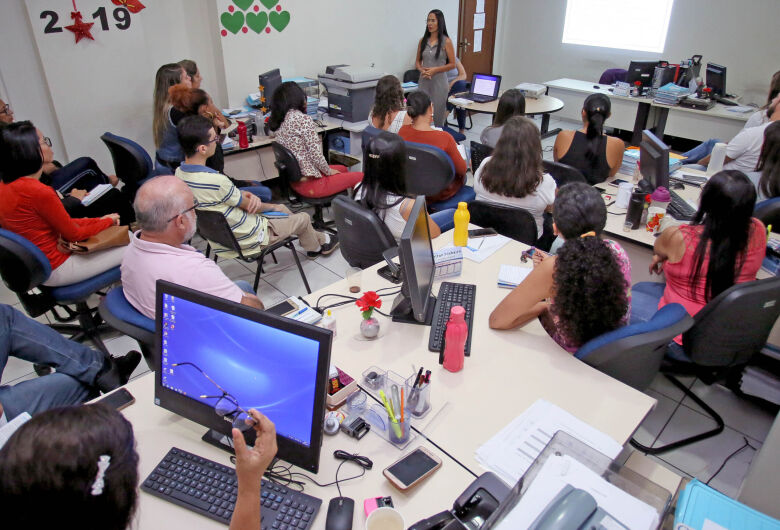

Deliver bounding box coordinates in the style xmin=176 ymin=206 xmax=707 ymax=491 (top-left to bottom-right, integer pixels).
xmin=121 ymin=175 xmax=263 ymax=319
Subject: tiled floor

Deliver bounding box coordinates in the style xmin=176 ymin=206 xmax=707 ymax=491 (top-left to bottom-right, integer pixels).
xmin=1 ymin=112 xmax=775 ymax=501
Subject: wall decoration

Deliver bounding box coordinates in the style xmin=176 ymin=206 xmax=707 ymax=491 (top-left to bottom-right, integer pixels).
xmin=111 ymin=0 xmax=145 ymax=14
xmin=38 ymin=0 xmax=139 ymax=41
xmin=219 ymin=0 xmax=290 ymax=37
xmin=64 ymin=1 xmax=95 ymax=43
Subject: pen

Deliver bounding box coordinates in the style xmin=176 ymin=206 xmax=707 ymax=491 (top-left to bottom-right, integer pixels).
xmin=400 ymin=388 xmax=405 ymax=423
xmin=379 ymin=390 xmax=402 ymax=437
xmin=424 ymin=370 xmax=431 ymax=383
xmin=465 ymin=238 xmax=485 ymax=253
xmin=293 ymin=307 xmax=307 ymax=317
xmin=414 ymin=367 xmax=424 ymax=388
xmin=391 ymin=384 xmax=401 ymax=420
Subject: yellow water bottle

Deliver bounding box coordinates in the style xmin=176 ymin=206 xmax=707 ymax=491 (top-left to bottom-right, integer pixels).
xmin=453 ymin=202 xmax=470 ymax=247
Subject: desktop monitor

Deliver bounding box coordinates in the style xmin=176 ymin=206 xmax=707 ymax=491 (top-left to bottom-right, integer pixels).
xmin=153 ymin=280 xmax=332 ymax=473
xmin=706 ymin=63 xmax=727 ymax=97
xmin=470 ymin=73 xmax=502 ymax=99
xmin=626 ymin=61 xmax=660 ymax=89
xmin=258 ymin=68 xmax=282 ymax=109
xmin=639 ymin=129 xmax=670 ymax=191
xmin=390 ymin=196 xmax=436 ymax=325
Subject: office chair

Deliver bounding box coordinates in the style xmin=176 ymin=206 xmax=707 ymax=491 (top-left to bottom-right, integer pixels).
xmin=542 ymin=160 xmax=588 ymax=187
xmin=469 ymin=200 xmax=537 ymax=246
xmin=446 ymin=80 xmax=473 ymax=132
xmin=403 ymin=70 xmax=420 ymax=84
xmin=631 ymin=276 xmax=780 ymax=455
xmin=0 ymin=228 xmax=119 ymax=354
xmin=575 ymin=303 xmax=694 ymax=392
xmin=754 ymin=197 xmax=780 ymax=228
xmin=332 ymin=196 xmax=397 ymax=269
xmin=99 ymin=287 xmax=156 ymax=370
xmin=194 ymin=209 xmax=311 ymax=294
xmin=470 ymin=141 xmax=493 ymax=173
xmin=100 ymin=132 xmax=158 ymax=201
xmin=598 ymin=69 xmax=627 ymax=85
xmin=404 ymin=141 xmax=456 ymax=198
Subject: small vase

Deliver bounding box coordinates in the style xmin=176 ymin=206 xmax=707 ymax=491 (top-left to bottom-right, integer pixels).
xmin=360 ymin=317 xmax=380 ymax=339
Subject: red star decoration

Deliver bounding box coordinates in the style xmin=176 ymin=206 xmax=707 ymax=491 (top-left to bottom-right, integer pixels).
xmin=65 ymin=11 xmax=94 ymax=43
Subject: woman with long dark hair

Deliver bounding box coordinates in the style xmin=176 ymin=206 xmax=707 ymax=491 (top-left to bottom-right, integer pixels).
xmin=369 ymin=75 xmax=412 ymax=133
xmin=553 ymin=93 xmax=624 ymax=183
xmin=631 ymin=171 xmax=766 ymax=342
xmin=415 ymin=9 xmax=456 ymax=128
xmin=479 ymin=89 xmax=526 ymax=148
xmin=153 ymin=63 xmax=191 ymax=170
xmin=474 ymin=116 xmax=555 ymax=239
xmin=756 ymin=121 xmax=780 ymax=199
xmin=489 ymin=183 xmax=630 ymax=352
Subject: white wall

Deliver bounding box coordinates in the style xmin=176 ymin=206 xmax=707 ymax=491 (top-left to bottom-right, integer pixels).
xmin=494 ymin=0 xmax=779 ymax=107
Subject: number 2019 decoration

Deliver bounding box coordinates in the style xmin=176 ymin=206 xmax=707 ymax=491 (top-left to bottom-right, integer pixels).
xmin=39 ymin=0 xmax=145 ymax=44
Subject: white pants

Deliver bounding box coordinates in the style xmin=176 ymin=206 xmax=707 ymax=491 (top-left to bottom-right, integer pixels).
xmin=44 ymin=245 xmax=126 ymax=287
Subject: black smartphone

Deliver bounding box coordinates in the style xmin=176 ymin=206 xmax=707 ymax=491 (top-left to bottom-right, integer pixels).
xmin=266 ymin=300 xmax=297 ymax=317
xmin=608 ymin=178 xmax=629 ymax=187
xmin=467 ymin=228 xmax=498 ymax=238
xmin=96 ymin=388 xmax=135 ymax=411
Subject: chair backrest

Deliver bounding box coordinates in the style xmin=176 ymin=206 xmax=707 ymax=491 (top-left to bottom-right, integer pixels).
xmin=598 ymin=69 xmax=627 ymax=85
xmin=99 ymin=287 xmax=156 ymax=370
xmin=575 ymin=304 xmax=694 ymax=391
xmin=542 ymin=160 xmax=588 ymax=187
xmin=683 ymin=276 xmax=780 ymax=367
xmin=0 ymin=228 xmax=51 ymax=293
xmin=100 ymin=133 xmax=155 ymax=196
xmin=332 ymin=196 xmax=398 ymax=269
xmin=404 ymin=141 xmax=455 ymax=196
xmin=754 ymin=197 xmax=780 ymax=228
xmin=403 ymin=70 xmax=420 ymax=84
xmin=271 ymin=142 xmax=305 ymax=184
xmin=470 ymin=141 xmax=494 ymax=174
xmin=361 ymin=125 xmax=383 ymax=159
xmin=194 ymin=210 xmax=245 ymax=259
xmin=469 ymin=200 xmax=538 ymax=246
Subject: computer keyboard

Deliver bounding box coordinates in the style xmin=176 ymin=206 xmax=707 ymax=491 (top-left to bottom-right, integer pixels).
xmin=667 ymin=190 xmax=697 ymax=221
xmin=428 ymin=282 xmax=476 ymax=356
xmin=142 ymin=447 xmax=322 ymax=528
xmin=670 ymin=173 xmax=708 ymax=186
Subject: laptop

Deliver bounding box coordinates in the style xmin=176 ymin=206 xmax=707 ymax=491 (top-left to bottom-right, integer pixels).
xmin=464 ymin=73 xmax=502 ymax=103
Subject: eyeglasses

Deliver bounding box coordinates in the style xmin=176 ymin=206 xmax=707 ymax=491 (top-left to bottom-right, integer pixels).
xmin=41 ymin=137 xmax=52 ymax=147
xmin=0 ymin=104 xmax=11 ymax=115
xmin=171 ymin=361 xmax=255 ymax=431
xmin=166 ymin=201 xmax=198 ymax=224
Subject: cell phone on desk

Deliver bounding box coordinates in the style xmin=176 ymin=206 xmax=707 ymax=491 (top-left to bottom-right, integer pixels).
xmin=265 ymin=300 xmax=297 ymax=317
xmin=96 ymin=388 xmax=135 ymax=411
xmin=383 ymin=447 xmax=442 ymax=491
xmin=261 ymin=211 xmax=289 ymax=218
xmin=608 ymin=178 xmax=629 ymax=187
xmin=468 ymin=228 xmax=498 ymax=238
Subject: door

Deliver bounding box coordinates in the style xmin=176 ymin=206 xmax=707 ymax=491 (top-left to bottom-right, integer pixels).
xmin=456 ymin=0 xmax=499 ymax=78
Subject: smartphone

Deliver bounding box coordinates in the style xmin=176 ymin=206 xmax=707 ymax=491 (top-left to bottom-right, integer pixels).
xmin=467 ymin=228 xmax=498 ymax=238
xmin=96 ymin=388 xmax=135 ymax=411
xmin=608 ymin=178 xmax=629 ymax=187
xmin=266 ymin=300 xmax=297 ymax=317
xmin=383 ymin=447 xmax=442 ymax=491
xmin=261 ymin=211 xmax=290 ymax=218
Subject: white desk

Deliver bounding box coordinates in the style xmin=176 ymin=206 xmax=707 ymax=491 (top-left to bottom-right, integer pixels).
xmin=447 ymin=93 xmax=564 ymax=138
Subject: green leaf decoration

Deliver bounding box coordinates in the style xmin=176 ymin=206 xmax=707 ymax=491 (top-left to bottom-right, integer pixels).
xmin=221 ymin=11 xmax=244 ymax=34
xmin=269 ymin=10 xmax=290 ymax=32
xmin=258 ymin=0 xmax=278 ymax=8
xmin=245 ymin=11 xmax=268 ymax=33
xmin=233 ymin=0 xmax=254 ymax=11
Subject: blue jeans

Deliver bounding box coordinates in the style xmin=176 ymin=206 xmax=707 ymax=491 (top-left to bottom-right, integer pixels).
xmin=429 ymin=185 xmax=476 ymax=213
xmin=234 ymin=280 xmax=256 ymax=295
xmin=682 ymin=138 xmax=721 ymax=164
xmin=0 ymin=304 xmax=103 ymax=420
xmin=630 ymin=282 xmax=666 ymax=324
xmin=48 ymin=157 xmax=107 ymax=193
xmin=431 ymin=209 xmax=456 ymax=232
xmin=240 ymin=184 xmax=273 ymax=203
xmin=447 ymin=80 xmax=469 ymax=130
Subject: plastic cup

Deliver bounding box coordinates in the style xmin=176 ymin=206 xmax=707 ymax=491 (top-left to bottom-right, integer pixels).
xmin=388 ymin=417 xmax=411 ymax=445
xmin=346 ymin=267 xmax=362 ymax=294
xmin=616 ymin=182 xmax=633 ymax=209
xmin=366 ymin=507 xmax=405 ymax=530
xmin=405 ymin=374 xmax=431 ymax=418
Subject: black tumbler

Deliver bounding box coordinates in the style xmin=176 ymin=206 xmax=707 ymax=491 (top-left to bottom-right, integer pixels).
xmin=626 ymin=192 xmax=646 ymax=229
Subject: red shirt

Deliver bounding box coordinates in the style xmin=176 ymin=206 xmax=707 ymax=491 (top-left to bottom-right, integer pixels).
xmin=398 ymin=125 xmax=467 ymax=203
xmin=0 ymin=177 xmax=113 ymax=269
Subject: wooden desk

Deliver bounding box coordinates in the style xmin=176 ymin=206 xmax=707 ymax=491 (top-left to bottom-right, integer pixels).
xmin=447 ymin=93 xmax=564 ymax=138
xmin=123 ymin=374 xmax=474 ymax=529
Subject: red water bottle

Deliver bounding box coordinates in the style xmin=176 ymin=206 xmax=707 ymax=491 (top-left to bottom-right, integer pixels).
xmin=237 ymin=121 xmax=249 ymax=149
xmin=443 ymin=306 xmax=467 ymax=373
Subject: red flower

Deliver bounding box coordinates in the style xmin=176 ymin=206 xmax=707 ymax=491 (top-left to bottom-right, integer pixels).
xmin=356 ymin=291 xmax=382 ymax=312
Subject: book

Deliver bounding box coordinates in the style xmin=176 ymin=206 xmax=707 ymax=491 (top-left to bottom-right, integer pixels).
xmin=497 ymin=264 xmax=532 ymax=289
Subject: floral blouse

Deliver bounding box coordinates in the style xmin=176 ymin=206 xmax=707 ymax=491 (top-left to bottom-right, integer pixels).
xmin=274 ymin=109 xmax=330 ymax=178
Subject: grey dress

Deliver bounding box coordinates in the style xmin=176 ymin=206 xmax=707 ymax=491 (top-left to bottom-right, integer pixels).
xmin=418 ymin=39 xmax=450 ymax=128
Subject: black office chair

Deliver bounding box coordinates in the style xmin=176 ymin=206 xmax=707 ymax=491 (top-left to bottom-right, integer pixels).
xmin=631 ymin=276 xmax=780 ymax=455
xmin=469 ymin=200 xmax=537 ymax=246
xmin=470 ymin=141 xmax=494 ymax=173
xmin=543 ymin=160 xmax=588 ymax=187
xmin=194 ymin=210 xmax=311 ymax=294
xmin=403 ymin=70 xmax=420 ymax=84
xmin=99 ymin=287 xmax=157 ymax=370
xmin=332 ymin=196 xmax=397 ymax=269
xmin=404 ymin=141 xmax=456 ymax=198
xmin=272 ymin=142 xmax=345 ymax=234
xmin=100 ymin=132 xmax=158 ymax=201
xmin=754 ymin=197 xmax=780 ymax=228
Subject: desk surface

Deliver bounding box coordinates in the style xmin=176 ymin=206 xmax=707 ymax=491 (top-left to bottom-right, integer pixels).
xmin=223 ymin=116 xmax=344 ymax=157
xmin=448 ymin=93 xmax=564 ymax=116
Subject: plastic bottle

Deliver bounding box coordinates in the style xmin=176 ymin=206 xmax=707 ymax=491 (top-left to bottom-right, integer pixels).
xmin=442 ymin=306 xmax=467 ymax=373
xmin=453 ymin=202 xmax=470 ymax=247
xmin=321 ymin=309 xmax=336 ymax=338
xmin=237 ymin=121 xmax=249 ymax=149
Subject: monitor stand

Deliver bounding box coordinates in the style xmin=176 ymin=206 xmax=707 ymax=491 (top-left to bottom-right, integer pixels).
xmin=390 ymin=293 xmax=436 ymax=325
xmin=201 ymin=428 xmax=257 ymax=454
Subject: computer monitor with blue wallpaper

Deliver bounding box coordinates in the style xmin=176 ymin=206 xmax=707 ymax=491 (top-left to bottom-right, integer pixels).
xmin=153 ymin=280 xmax=332 ymax=473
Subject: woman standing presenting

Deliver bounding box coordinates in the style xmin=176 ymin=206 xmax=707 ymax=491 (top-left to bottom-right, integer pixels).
xmin=416 ymin=10 xmax=456 ymax=128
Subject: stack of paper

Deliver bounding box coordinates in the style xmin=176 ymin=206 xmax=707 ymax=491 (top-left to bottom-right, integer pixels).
xmin=81 ymin=183 xmax=113 ymax=206
xmin=621 ymin=148 xmax=684 ymax=176
xmin=726 ymin=105 xmax=754 ymax=114
xmin=306 ymin=96 xmax=319 ymax=116
xmin=497 ymin=264 xmax=532 ymax=289
xmin=653 ymin=82 xmax=691 ymax=105
xmin=443 ymin=234 xmax=511 ymax=264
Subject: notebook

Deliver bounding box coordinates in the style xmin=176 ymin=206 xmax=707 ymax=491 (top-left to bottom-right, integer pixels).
xmin=497 ymin=264 xmax=532 ymax=289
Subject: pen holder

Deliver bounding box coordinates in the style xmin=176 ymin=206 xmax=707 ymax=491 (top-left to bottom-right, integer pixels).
xmin=405 ymin=375 xmax=431 ymax=419
xmin=388 ymin=417 xmax=411 ymax=445
xmin=364 ymin=404 xmax=413 ymax=448
xmin=362 ymin=366 xmax=386 ymax=391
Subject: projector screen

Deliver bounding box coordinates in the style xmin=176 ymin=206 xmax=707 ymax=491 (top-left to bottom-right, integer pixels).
xmin=562 ymin=0 xmax=674 ymax=54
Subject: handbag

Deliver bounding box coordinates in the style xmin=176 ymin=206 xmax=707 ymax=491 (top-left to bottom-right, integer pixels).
xmin=57 ymin=225 xmax=130 ymax=254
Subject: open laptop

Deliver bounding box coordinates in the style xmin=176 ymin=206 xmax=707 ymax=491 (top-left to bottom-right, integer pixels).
xmin=464 ymin=73 xmax=502 ymax=103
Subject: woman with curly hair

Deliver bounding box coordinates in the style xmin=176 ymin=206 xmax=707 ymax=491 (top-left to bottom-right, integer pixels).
xmin=489 ymin=182 xmax=630 ymax=352
xmin=370 ymin=75 xmax=412 ymax=133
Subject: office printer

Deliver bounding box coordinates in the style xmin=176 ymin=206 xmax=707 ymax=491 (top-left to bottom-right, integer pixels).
xmin=318 ymin=64 xmax=384 ymax=122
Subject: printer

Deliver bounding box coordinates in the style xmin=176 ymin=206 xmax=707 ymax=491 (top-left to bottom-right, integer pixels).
xmin=318 ymin=64 xmax=384 ymax=122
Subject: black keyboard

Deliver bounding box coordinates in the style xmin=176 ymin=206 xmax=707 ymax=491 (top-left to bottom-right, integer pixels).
xmin=466 ymin=94 xmax=495 ymax=103
xmin=428 ymin=282 xmax=476 ymax=356
xmin=670 ymin=173 xmax=707 ymax=186
xmin=142 ymin=447 xmax=322 ymax=528
xmin=668 ymin=190 xmax=697 ymax=221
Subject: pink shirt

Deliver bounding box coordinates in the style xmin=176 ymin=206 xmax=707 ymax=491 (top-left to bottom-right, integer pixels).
xmin=121 ymin=231 xmax=244 ymax=318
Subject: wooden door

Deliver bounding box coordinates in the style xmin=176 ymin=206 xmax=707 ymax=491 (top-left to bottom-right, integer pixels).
xmin=456 ymin=0 xmax=499 ymax=78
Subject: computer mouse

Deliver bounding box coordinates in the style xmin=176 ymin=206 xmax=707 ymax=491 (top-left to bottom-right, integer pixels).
xmin=671 ymin=182 xmax=685 ymax=190
xmin=325 ymin=496 xmax=354 ymax=530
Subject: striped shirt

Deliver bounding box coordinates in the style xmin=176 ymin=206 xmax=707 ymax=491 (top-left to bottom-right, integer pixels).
xmin=176 ymin=164 xmax=268 ymax=258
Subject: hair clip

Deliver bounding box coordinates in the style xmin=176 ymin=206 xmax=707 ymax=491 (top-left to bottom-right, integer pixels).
xmin=579 ymin=231 xmax=596 ymax=238
xmin=90 ymin=455 xmax=111 ymax=496
xmin=368 ymin=153 xmax=380 ymax=159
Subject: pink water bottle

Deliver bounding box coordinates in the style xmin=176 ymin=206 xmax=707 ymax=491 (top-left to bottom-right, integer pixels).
xmin=443 ymin=306 xmax=467 ymax=372
xmin=237 ymin=121 xmax=249 ymax=149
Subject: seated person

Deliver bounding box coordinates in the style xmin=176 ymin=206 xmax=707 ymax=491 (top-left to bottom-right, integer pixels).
xmin=269 ymin=82 xmax=363 ymax=198
xmin=355 ymin=131 xmax=449 ymax=238
xmin=0 ymin=403 xmax=277 ymax=530
xmin=0 ymin=304 xmax=140 ymax=422
xmin=755 ymin=121 xmax=780 ymax=199
xmin=154 ymin=63 xmax=191 ymax=171
xmin=121 ymin=174 xmax=263 ymax=319
xmin=474 ymin=117 xmax=556 ymax=241
xmin=631 ymin=171 xmax=766 ymax=350
xmin=398 ymin=91 xmax=473 ymax=211
xmin=553 ymin=93 xmax=624 ymax=183
xmin=370 ymin=75 xmax=412 ymax=133
xmin=176 ymin=116 xmax=338 ymax=259
xmin=0 ymin=121 xmax=125 ymax=287
xmin=489 ymin=183 xmax=631 ymax=353
xmin=445 ymin=58 xmax=468 ymax=135
xmin=479 ymin=89 xmax=526 ymax=148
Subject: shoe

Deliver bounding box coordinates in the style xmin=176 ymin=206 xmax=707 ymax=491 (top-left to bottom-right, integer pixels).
xmin=307 ymin=234 xmax=339 ymax=259
xmin=95 ymin=350 xmax=142 ymax=393
xmin=33 ymin=363 xmax=53 ymax=377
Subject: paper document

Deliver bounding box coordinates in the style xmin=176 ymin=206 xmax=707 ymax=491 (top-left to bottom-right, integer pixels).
xmin=494 ymin=454 xmax=658 ymax=530
xmin=456 ymin=143 xmax=467 ymax=161
xmin=81 ymin=183 xmax=113 ymax=206
xmin=475 ymin=399 xmax=623 ymax=486
xmin=473 ymin=30 xmax=483 ymax=53
xmin=449 ymin=97 xmax=472 ymax=106
xmin=473 ymin=13 xmax=485 ymax=30
xmin=443 ymin=235 xmax=510 ymax=264
xmin=497 ymin=264 xmax=532 ymax=289
xmin=476 ymin=0 xmax=485 ymax=12
xmin=726 ymin=105 xmax=754 ymax=114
